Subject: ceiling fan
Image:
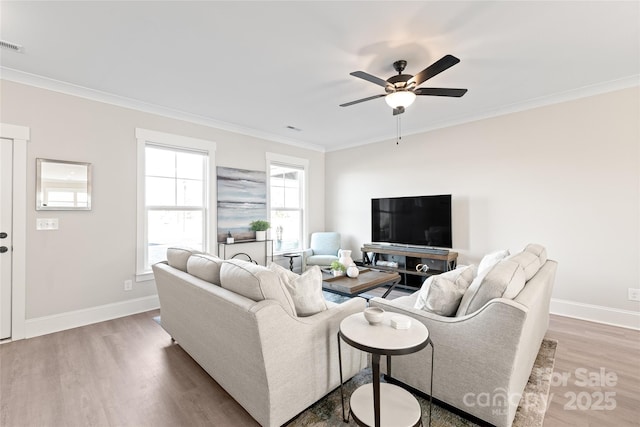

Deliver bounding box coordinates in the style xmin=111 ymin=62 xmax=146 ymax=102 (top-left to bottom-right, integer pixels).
xmin=340 ymin=54 xmax=467 ymax=115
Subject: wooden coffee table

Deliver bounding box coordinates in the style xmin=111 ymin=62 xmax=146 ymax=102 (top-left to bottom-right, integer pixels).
xmin=322 ymin=268 xmax=401 ymax=299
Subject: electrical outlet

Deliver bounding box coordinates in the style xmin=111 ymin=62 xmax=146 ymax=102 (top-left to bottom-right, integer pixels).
xmin=124 ymin=280 xmax=133 ymax=291
xmin=36 ymin=218 xmax=59 ymax=230
xmin=628 ymin=288 xmax=640 ymax=302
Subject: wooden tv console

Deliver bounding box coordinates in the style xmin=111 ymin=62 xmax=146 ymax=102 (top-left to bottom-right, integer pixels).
xmin=361 ymin=243 xmax=458 ymax=288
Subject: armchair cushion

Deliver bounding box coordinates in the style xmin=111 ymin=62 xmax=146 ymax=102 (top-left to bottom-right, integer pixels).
xmin=306 ymin=254 xmax=339 ymax=267
xmin=309 ymin=232 xmax=341 ymax=256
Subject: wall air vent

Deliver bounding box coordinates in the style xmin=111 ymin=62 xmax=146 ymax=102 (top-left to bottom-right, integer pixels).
xmin=0 ymin=40 xmax=24 ymax=53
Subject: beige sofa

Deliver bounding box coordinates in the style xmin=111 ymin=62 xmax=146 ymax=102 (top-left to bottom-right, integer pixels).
xmin=152 ymin=249 xmax=367 ymax=427
xmin=370 ymin=245 xmax=557 ymax=427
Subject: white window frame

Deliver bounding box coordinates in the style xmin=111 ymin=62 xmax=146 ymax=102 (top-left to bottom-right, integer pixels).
xmin=136 ymin=128 xmax=217 ymax=281
xmin=266 ymin=152 xmax=309 ymax=254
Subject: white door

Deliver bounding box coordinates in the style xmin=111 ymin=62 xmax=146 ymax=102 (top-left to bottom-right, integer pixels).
xmin=0 ymin=137 xmax=12 ymax=339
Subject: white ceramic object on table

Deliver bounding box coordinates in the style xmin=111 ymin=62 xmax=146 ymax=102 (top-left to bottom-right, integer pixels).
xmin=338 ymin=249 xmax=354 ymax=268
xmin=363 ymin=307 xmax=385 ymax=325
xmin=347 ymin=265 xmax=360 ymax=278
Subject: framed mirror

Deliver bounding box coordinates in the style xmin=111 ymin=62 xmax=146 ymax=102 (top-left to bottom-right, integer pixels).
xmin=36 ymin=158 xmax=92 ymax=210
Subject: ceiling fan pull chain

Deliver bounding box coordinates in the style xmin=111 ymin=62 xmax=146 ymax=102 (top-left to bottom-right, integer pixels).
xmin=396 ymin=115 xmax=402 ymax=145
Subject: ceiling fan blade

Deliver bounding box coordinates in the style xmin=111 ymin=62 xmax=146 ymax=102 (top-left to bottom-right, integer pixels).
xmin=350 ymin=71 xmax=392 ymax=88
xmin=414 ymin=87 xmax=468 ymax=97
xmin=393 ymin=106 xmax=405 ymax=116
xmin=339 ymin=94 xmax=385 ymax=107
xmin=407 ymin=55 xmax=460 ymax=87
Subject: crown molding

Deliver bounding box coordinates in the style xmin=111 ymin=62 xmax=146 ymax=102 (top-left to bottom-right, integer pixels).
xmin=2 ymin=67 xmax=636 ymax=154
xmin=0 ymin=67 xmax=326 ymax=153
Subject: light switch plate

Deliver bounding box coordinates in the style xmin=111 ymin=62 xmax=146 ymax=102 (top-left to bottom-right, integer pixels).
xmin=36 ymin=218 xmax=59 ymax=230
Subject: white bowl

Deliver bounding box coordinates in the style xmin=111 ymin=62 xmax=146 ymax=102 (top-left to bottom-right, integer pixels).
xmin=363 ymin=307 xmax=385 ymax=325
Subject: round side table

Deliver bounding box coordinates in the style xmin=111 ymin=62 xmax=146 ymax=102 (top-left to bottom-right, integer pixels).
xmin=338 ymin=312 xmax=434 ymax=427
xmin=282 ymin=253 xmax=301 ymax=271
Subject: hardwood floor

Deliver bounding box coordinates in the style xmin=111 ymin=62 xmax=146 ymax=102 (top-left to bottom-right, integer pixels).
xmin=0 ymin=310 xmax=258 ymax=427
xmin=544 ymin=316 xmax=640 ymax=426
xmin=1 ymin=306 xmax=638 ymax=426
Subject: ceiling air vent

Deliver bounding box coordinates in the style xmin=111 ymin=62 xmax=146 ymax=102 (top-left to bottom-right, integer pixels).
xmin=0 ymin=40 xmax=24 ymax=53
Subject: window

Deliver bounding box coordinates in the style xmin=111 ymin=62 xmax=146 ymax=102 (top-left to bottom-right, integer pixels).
xmin=136 ymin=129 xmax=216 ymax=280
xmin=267 ymin=153 xmax=308 ymax=254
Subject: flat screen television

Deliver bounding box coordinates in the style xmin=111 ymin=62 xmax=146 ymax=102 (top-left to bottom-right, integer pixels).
xmin=371 ymin=194 xmax=452 ymax=248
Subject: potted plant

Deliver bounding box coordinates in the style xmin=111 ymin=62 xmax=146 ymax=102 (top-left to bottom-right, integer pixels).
xmin=250 ymin=220 xmax=270 ymax=241
xmin=330 ymin=260 xmax=347 ymax=277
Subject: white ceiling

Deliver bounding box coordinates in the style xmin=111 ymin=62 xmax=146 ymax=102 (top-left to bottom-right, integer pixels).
xmin=1 ymin=1 xmax=638 ymax=151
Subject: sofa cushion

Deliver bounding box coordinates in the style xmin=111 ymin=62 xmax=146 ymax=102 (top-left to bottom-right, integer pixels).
xmin=507 ymin=251 xmax=541 ymax=281
xmin=220 ymin=260 xmax=296 ymax=316
xmin=414 ymin=265 xmax=476 ymax=316
xmin=525 ymin=243 xmax=548 ymax=265
xmin=456 ymin=259 xmax=526 ymax=316
xmin=268 ymin=263 xmax=327 ymax=317
xmin=166 ymin=247 xmax=202 ymax=272
xmin=306 ymin=254 xmax=338 ymax=266
xmin=187 ymin=253 xmax=224 ymax=285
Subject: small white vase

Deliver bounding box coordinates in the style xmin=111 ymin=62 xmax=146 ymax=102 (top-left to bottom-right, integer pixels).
xmin=347 ymin=265 xmax=359 ymax=278
xmin=333 ymin=269 xmax=345 ymax=277
xmin=256 ymin=230 xmax=266 ymax=241
xmin=338 ymin=249 xmax=354 ymax=268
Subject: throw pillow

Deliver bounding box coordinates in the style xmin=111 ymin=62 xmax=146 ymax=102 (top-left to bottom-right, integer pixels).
xmin=166 ymin=247 xmax=202 ymax=272
xmin=456 ymin=259 xmax=526 ymax=316
xmin=414 ymin=275 xmax=435 ymax=310
xmin=477 ymin=249 xmax=511 ymax=275
xmin=268 ymin=263 xmax=328 ymax=317
xmin=414 ymin=265 xmax=476 ymax=315
xmin=187 ymin=253 xmax=224 ymax=285
xmin=456 ymin=249 xmax=510 ymax=316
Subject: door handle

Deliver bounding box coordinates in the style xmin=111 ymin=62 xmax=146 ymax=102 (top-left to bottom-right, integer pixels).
xmin=0 ymin=246 xmax=8 ymax=253
xmin=0 ymin=232 xmax=6 ymax=239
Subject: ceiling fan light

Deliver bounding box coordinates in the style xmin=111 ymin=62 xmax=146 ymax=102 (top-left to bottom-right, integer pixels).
xmin=385 ymin=91 xmax=416 ymax=109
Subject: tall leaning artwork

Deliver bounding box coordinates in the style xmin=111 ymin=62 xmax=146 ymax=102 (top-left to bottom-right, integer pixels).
xmin=217 ymin=166 xmax=267 ymax=242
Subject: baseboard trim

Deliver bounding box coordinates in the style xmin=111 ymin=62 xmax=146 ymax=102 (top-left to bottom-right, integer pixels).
xmin=550 ymin=298 xmax=640 ymax=330
xmin=25 ymin=295 xmax=160 ymax=339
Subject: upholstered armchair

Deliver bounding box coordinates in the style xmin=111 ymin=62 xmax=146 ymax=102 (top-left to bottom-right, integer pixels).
xmin=301 ymin=232 xmax=341 ymax=271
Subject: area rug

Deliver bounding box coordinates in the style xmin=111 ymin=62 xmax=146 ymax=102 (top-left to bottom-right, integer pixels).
xmin=287 ymin=338 xmax=557 ymax=427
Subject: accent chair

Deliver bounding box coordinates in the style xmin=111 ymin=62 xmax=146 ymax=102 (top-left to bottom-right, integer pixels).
xmin=302 ymin=232 xmax=341 ymax=271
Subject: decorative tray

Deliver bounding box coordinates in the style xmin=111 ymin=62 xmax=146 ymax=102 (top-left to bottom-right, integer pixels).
xmin=321 ymin=267 xmax=370 ymax=281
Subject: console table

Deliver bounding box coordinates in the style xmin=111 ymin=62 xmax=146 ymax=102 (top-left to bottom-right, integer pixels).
xmin=218 ymin=239 xmax=273 ymax=266
xmin=361 ymin=244 xmax=458 ymax=288
xmin=338 ymin=312 xmax=433 ymax=427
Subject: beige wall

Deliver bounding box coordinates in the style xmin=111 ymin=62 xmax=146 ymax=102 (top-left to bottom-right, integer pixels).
xmin=326 ymin=87 xmax=639 ymax=316
xmin=2 ymin=78 xmax=638 ymax=328
xmin=1 ymin=80 xmax=325 ymax=320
